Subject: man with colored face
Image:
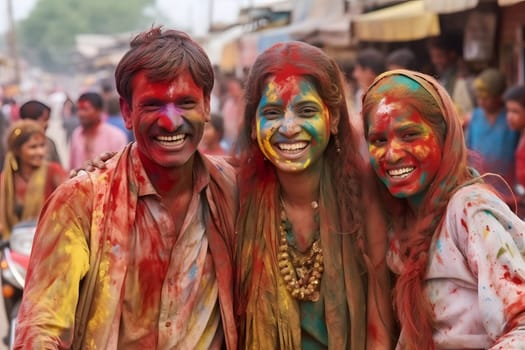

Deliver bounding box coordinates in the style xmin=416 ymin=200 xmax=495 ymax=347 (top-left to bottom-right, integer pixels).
xmin=69 ymin=92 xmax=128 ymax=171
xmin=14 ymin=27 xmax=238 ymax=349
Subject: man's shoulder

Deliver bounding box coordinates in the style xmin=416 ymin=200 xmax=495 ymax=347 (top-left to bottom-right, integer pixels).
xmin=203 ymin=154 xmax=237 ymax=173
xmin=201 ymin=153 xmax=238 ymax=188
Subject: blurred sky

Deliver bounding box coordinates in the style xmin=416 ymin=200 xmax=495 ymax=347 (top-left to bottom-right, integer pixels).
xmin=0 ymin=0 xmax=283 ymax=35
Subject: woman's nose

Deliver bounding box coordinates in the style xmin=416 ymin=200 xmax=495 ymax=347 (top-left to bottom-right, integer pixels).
xmin=278 ymin=112 xmax=300 ymax=137
xmin=385 ymin=140 xmax=404 ymax=163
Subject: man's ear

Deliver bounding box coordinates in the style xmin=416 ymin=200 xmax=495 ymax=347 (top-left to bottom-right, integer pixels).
xmin=120 ymin=97 xmax=133 ymax=129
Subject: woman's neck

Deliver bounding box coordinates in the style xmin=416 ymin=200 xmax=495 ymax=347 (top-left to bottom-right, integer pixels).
xmin=277 ymin=161 xmax=322 ymax=207
xmin=17 ymin=163 xmax=38 ymax=182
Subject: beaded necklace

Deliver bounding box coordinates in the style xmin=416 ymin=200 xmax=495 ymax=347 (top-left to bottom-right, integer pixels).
xmin=278 ymin=200 xmax=324 ymax=302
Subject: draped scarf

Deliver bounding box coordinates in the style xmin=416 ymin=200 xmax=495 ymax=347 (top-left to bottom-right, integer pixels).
xmin=0 ymin=151 xmax=48 ymax=239
xmin=236 ymin=163 xmax=367 ymax=350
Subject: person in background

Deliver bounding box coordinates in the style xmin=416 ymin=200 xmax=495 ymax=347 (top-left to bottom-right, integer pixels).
xmin=0 ymin=120 xmax=67 ymax=239
xmin=362 ymin=69 xmax=525 ymax=349
xmin=19 ymin=99 xmax=62 ymax=165
xmin=503 ymin=84 xmax=525 ymax=216
xmin=466 ymin=68 xmax=520 ymax=194
xmin=69 ymin=92 xmax=128 ymax=171
xmin=235 ymin=41 xmax=394 ymax=349
xmin=221 ymin=74 xmax=245 ymax=153
xmin=61 ymin=94 xmax=79 ymax=144
xmin=386 ymin=48 xmax=417 ymax=71
xmin=199 ymin=112 xmax=227 ymax=156
xmin=106 ymin=95 xmax=134 ymax=142
xmin=427 ymin=33 xmax=476 ymax=124
xmin=352 ymin=47 xmax=386 ymax=113
xmin=14 ymin=27 xmax=238 ymax=349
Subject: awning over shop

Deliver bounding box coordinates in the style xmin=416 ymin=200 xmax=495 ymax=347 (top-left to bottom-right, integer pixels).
xmin=498 ymin=0 xmax=525 ymax=5
xmin=290 ymin=15 xmax=353 ymax=47
xmin=354 ymin=0 xmax=440 ymax=42
xmin=423 ymin=0 xmax=478 ymax=13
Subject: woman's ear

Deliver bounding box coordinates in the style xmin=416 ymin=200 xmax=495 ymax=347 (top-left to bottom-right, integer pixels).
xmin=330 ymin=110 xmax=340 ymax=134
xmin=251 ymin=119 xmax=257 ymax=141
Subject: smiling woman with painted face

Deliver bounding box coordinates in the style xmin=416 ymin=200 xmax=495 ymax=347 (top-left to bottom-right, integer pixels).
xmin=0 ymin=120 xmax=67 ymax=239
xmin=235 ymin=41 xmax=394 ymax=349
xmin=362 ymin=69 xmax=525 ymax=349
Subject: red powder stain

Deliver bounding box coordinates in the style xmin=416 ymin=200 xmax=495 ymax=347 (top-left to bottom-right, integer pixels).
xmin=504 ymin=301 xmax=525 ymax=331
xmin=450 ymin=287 xmax=458 ymax=294
xmin=501 ymin=264 xmax=524 ymax=285
xmin=435 ymin=254 xmax=443 ymax=265
xmin=367 ymin=323 xmax=379 ymax=340
xmin=467 ymin=202 xmax=472 ymax=207
xmin=502 ymin=271 xmax=524 ymax=285
xmin=389 ymin=239 xmax=399 ymax=253
xmin=460 ymin=218 xmax=468 ymax=233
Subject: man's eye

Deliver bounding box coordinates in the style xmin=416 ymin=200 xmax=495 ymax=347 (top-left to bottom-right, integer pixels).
xmin=180 ymin=100 xmax=197 ymax=109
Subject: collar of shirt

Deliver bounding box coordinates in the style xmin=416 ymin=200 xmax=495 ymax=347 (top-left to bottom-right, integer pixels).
xmin=129 ymin=143 xmax=210 ymax=198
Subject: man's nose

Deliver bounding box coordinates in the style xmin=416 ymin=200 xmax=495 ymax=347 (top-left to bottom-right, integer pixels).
xmin=158 ymin=104 xmax=184 ymax=131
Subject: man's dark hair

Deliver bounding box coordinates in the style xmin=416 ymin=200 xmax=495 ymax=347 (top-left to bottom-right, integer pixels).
xmin=355 ymin=47 xmax=386 ymax=76
xmin=386 ymin=48 xmax=417 ymax=70
xmin=19 ymin=100 xmax=51 ymax=120
xmin=427 ymin=32 xmax=463 ymax=56
xmin=78 ymin=92 xmax=104 ymax=110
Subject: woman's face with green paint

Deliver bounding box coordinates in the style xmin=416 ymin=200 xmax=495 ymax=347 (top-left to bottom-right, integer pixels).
xmin=366 ymin=96 xmax=442 ymax=201
xmin=255 ymin=75 xmax=332 ymax=173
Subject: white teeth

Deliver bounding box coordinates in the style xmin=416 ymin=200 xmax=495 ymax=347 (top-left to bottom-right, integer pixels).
xmin=388 ymin=167 xmax=414 ymax=177
xmin=156 ymin=134 xmax=186 ymax=145
xmin=278 ymin=142 xmax=308 ymax=152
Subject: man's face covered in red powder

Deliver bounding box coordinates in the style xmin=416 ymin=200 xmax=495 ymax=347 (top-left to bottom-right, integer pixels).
xmin=122 ymin=71 xmax=210 ymax=169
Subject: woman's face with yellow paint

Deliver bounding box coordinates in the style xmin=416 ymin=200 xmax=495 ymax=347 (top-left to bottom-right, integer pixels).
xmin=255 ymin=75 xmax=331 ymax=173
xmin=366 ymin=97 xmax=442 ymax=201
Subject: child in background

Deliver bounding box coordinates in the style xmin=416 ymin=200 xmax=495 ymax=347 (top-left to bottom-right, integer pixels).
xmin=466 ymin=68 xmax=520 ymax=194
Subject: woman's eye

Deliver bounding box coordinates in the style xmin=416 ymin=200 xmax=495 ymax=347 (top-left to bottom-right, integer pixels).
xmin=402 ymin=131 xmax=421 ymax=140
xmin=299 ymin=106 xmax=318 ymax=117
xmin=368 ymin=135 xmax=387 ymax=146
xmin=261 ymin=108 xmax=282 ymax=119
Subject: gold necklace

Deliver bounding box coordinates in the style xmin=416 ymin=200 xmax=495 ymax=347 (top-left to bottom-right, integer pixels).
xmin=277 ymin=204 xmax=323 ymax=302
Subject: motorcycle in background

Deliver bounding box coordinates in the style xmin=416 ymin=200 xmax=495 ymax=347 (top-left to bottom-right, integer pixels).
xmin=1 ymin=220 xmax=37 ymax=349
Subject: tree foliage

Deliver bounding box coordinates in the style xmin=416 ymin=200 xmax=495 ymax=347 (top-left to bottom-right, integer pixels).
xmin=18 ymin=0 xmax=156 ymax=72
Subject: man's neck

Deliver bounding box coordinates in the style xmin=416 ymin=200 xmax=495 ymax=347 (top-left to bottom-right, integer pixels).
xmin=138 ymin=151 xmax=194 ymax=197
xmin=82 ymin=120 xmax=101 ymax=134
